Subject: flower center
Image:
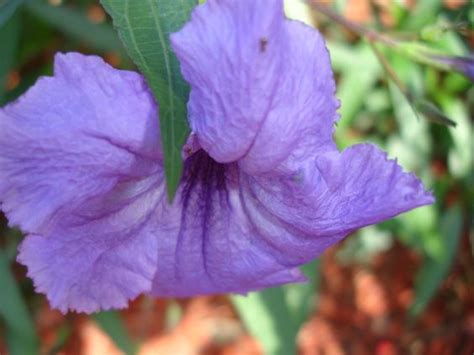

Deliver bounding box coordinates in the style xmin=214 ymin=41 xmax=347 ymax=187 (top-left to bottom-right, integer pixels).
xmin=180 ymin=149 xmax=229 ymax=209
xmin=176 ymin=149 xmax=232 ymax=278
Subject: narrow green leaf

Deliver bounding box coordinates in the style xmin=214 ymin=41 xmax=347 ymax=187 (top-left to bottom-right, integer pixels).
xmin=413 ymin=98 xmax=456 ymax=127
xmin=393 ymin=40 xmax=473 ymax=80
xmin=46 ymin=325 xmax=71 ymax=355
xmin=232 ymin=288 xmax=297 ymax=355
xmin=334 ymin=43 xmax=381 ymax=133
xmin=25 ymin=0 xmax=126 ymax=55
xmin=0 ymin=10 xmax=20 ymax=105
xmin=0 ymin=0 xmax=23 ymax=27
xmin=442 ymin=97 xmax=473 ymax=178
xmin=0 ymin=249 xmax=39 ymax=355
xmin=93 ymin=311 xmax=137 ymax=355
xmin=386 ymin=94 xmax=432 ymax=177
xmin=326 ymin=41 xmax=358 ymax=72
xmin=5 ymin=228 xmax=22 ymax=262
xmin=369 ymin=43 xmax=454 ymax=128
xmin=402 ymin=0 xmax=442 ymax=31
xmin=285 ymin=259 xmax=320 ymax=327
xmin=165 ymin=300 xmax=182 ymax=330
xmin=409 ymin=206 xmax=463 ymax=318
xmin=100 ymin=0 xmax=195 ymax=200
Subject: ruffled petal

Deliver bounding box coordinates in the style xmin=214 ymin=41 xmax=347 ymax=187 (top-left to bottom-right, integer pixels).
xmin=241 ymin=143 xmax=434 ymax=264
xmin=171 ymin=0 xmax=338 ymax=172
xmin=0 ymin=52 xmax=161 ymax=233
xmin=150 ymin=143 xmax=432 ymax=297
xmin=0 ymin=53 xmax=164 ymax=312
xmin=18 ymin=175 xmax=164 ymax=313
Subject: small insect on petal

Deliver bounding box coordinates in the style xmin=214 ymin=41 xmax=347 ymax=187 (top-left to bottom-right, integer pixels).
xmin=260 ymin=37 xmax=269 ymax=53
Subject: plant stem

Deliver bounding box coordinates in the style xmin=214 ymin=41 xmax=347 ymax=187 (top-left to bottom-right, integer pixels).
xmin=308 ymin=0 xmax=396 ymax=46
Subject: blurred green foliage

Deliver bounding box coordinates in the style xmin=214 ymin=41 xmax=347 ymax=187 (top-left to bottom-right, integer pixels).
xmin=0 ymin=0 xmax=471 ymax=354
xmin=0 ymin=248 xmax=39 ymax=355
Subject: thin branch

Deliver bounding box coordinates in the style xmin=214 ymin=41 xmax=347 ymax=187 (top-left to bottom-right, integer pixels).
xmin=307 ymin=0 xmax=396 ymax=46
xmin=369 ymin=41 xmax=408 ymax=95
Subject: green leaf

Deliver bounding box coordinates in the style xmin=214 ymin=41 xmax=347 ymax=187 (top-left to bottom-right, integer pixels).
xmin=326 ymin=41 xmax=357 ymax=72
xmin=333 ymin=43 xmax=381 ymax=136
xmin=386 ymin=55 xmax=432 ymax=176
xmin=0 ymin=249 xmax=39 ymax=355
xmin=393 ymin=41 xmax=470 ymax=78
xmin=93 ymin=311 xmax=137 ymax=355
xmin=409 ymin=206 xmax=463 ymax=318
xmin=0 ymin=10 xmax=20 ymax=105
xmin=336 ymin=226 xmax=393 ymax=265
xmin=421 ymin=15 xmax=469 ymax=55
xmin=396 ymin=206 xmax=440 ymax=257
xmin=284 ymin=0 xmax=316 ymax=26
xmin=45 ymin=325 xmax=71 ymax=355
xmin=441 ymin=97 xmax=473 ymax=178
xmin=285 ymin=259 xmax=320 ymax=327
xmin=413 ymin=97 xmax=456 ymax=127
xmin=232 ymin=287 xmax=298 ymax=355
xmin=4 ymin=228 xmax=22 ymax=262
xmin=25 ymin=0 xmax=126 ymax=55
xmin=165 ymin=300 xmax=182 ymax=330
xmin=100 ymin=0 xmax=195 ymax=200
xmin=402 ymin=0 xmax=442 ymax=31
xmin=0 ymin=0 xmax=23 ymax=27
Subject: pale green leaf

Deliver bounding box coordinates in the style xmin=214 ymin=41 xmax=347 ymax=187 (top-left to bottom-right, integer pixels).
xmin=93 ymin=311 xmax=137 ymax=355
xmin=0 ymin=10 xmax=20 ymax=105
xmin=0 ymin=249 xmax=39 ymax=355
xmin=232 ymin=288 xmax=297 ymax=355
xmin=409 ymin=206 xmax=463 ymax=318
xmin=285 ymin=260 xmax=320 ymax=327
xmin=333 ymin=43 xmax=381 ymax=133
xmin=0 ymin=0 xmax=23 ymax=27
xmin=442 ymin=97 xmax=473 ymax=178
xmin=402 ymin=0 xmax=442 ymax=31
xmin=25 ymin=1 xmax=126 ymax=55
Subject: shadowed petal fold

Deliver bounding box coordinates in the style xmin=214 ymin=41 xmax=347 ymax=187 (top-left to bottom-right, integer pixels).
xmin=0 ymin=53 xmax=164 ymax=312
xmin=152 ymin=150 xmax=306 ymax=297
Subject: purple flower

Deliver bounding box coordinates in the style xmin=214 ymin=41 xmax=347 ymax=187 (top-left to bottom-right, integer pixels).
xmin=429 ymin=54 xmax=474 ymax=81
xmin=0 ymin=0 xmax=433 ymax=313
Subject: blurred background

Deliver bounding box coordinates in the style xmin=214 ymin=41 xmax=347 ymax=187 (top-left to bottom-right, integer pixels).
xmin=0 ymin=0 xmax=472 ymax=354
